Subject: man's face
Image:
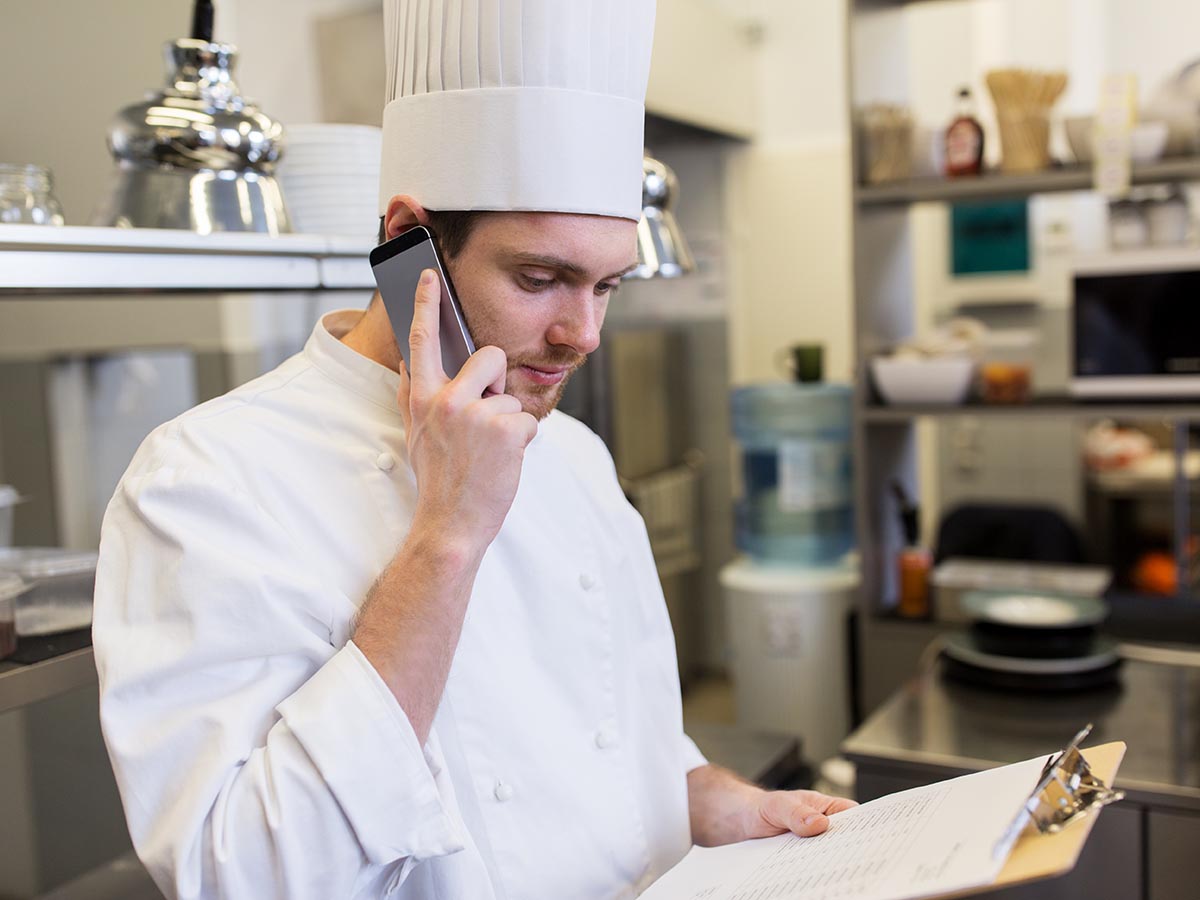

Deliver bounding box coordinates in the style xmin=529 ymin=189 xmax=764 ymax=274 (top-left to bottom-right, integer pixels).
xmin=443 ymin=212 xmax=638 ymax=420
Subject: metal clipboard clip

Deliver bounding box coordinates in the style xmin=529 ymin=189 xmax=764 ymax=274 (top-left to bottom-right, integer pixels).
xmin=1002 ymin=723 xmax=1125 ymax=850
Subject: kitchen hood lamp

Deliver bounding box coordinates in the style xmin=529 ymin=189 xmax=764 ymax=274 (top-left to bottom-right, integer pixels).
xmin=627 ymin=155 xmax=695 ymax=280
xmin=91 ymin=0 xmax=290 ymax=234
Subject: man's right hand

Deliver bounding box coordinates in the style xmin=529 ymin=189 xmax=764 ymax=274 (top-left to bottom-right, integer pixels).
xmin=397 ymin=269 xmax=539 ymax=554
xmin=354 ymin=268 xmax=538 ymax=743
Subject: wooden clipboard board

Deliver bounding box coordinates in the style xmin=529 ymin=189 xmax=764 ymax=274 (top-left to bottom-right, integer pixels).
xmin=932 ymin=741 xmax=1128 ymax=899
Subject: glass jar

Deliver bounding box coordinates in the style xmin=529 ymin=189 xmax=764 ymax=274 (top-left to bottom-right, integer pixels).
xmin=1108 ymin=198 xmax=1148 ymax=250
xmin=1145 ymin=187 xmax=1190 ymax=246
xmin=0 ymin=573 xmax=24 ymax=660
xmin=0 ymin=164 xmax=65 ymax=226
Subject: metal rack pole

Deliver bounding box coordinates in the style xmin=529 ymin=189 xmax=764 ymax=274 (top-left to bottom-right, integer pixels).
xmin=1173 ymin=422 xmax=1191 ymax=598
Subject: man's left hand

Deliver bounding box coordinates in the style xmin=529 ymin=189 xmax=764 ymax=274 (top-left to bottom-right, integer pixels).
xmin=687 ymin=763 xmax=858 ymax=847
xmin=741 ymin=787 xmax=858 ymax=840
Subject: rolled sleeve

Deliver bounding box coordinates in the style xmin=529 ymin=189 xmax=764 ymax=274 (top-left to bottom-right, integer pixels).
xmin=279 ymin=641 xmax=464 ymax=865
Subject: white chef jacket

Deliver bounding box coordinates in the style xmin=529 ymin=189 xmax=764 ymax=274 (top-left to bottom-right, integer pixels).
xmin=93 ymin=310 xmax=706 ymax=900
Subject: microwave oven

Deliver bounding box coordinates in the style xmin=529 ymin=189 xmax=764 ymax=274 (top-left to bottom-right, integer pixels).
xmin=1072 ymin=253 xmax=1200 ymax=398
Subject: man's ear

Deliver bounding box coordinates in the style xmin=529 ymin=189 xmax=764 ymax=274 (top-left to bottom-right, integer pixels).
xmin=384 ymin=194 xmax=432 ymax=240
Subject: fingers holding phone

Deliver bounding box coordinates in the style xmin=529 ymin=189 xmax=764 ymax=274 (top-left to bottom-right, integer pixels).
xmin=398 ymin=269 xmax=537 ymax=551
xmin=403 ymin=270 xmax=504 ymax=407
xmin=405 ymin=268 xmax=450 ymax=390
xmin=371 ymin=225 xmax=474 ymax=377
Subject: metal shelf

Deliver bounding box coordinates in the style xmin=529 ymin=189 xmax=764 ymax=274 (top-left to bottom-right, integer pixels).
xmin=0 ymin=225 xmax=376 ymax=293
xmin=859 ymin=399 xmax=1200 ymax=423
xmin=856 ymin=157 xmax=1200 ymax=207
xmin=0 ymin=648 xmax=97 ymax=715
xmin=37 ymin=850 xmax=161 ymax=900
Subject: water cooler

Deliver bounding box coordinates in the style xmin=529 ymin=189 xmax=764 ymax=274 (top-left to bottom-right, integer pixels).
xmin=722 ymin=381 xmax=858 ymax=767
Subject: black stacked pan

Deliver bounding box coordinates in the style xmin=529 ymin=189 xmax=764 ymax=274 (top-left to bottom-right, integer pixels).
xmin=941 ymin=592 xmax=1122 ymax=692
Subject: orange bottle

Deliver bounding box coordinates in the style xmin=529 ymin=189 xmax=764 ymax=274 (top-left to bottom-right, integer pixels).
xmin=892 ymin=482 xmax=931 ymax=618
xmin=898 ymin=547 xmax=933 ymax=618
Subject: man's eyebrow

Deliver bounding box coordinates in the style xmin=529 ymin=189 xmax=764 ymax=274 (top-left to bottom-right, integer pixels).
xmin=507 ymin=252 xmax=638 ymax=281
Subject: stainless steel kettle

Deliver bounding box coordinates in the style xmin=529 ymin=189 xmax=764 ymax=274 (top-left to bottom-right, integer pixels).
xmin=92 ymin=2 xmax=290 ymax=234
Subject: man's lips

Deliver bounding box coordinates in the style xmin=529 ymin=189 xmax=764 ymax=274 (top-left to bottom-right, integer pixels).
xmin=518 ymin=363 xmax=572 ymax=386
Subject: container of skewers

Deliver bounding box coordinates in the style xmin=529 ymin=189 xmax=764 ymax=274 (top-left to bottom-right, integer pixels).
xmin=986 ymin=69 xmax=1069 ymax=173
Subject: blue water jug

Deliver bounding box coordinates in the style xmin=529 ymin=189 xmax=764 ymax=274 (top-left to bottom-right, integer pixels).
xmin=731 ymin=383 xmax=855 ymax=564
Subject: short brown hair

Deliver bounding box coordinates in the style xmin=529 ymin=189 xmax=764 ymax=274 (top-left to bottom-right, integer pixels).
xmin=375 ymin=209 xmax=485 ymax=259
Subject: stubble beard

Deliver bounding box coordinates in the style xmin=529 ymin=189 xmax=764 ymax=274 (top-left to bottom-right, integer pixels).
xmin=507 ymin=356 xmax=584 ymax=420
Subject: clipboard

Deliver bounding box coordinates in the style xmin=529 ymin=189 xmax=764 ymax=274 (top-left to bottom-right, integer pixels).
xmin=931 ymin=739 xmax=1127 ymax=899
xmin=643 ymin=728 xmax=1128 ymax=900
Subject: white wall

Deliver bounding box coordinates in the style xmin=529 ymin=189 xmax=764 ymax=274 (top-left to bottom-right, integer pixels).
xmin=223 ymin=0 xmax=383 ymax=128
xmin=710 ymin=0 xmax=857 ymax=385
xmin=0 ymin=0 xmax=192 ymax=225
xmin=725 ymin=142 xmax=855 ymax=383
xmin=1105 ymin=0 xmax=1200 ymax=106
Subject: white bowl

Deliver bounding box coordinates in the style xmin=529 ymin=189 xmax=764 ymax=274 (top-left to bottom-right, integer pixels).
xmin=871 ymin=356 xmax=976 ymax=406
xmin=1064 ymin=117 xmax=1170 ymax=164
xmin=1065 ymin=116 xmax=1094 ymax=164
xmin=1131 ymin=121 xmax=1169 ymax=163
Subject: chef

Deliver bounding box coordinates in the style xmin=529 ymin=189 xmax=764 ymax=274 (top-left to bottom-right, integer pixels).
xmin=93 ymin=1 xmax=854 ymax=897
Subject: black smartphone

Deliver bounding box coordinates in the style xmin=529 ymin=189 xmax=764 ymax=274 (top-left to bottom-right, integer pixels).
xmin=369 ymin=225 xmax=476 ymax=376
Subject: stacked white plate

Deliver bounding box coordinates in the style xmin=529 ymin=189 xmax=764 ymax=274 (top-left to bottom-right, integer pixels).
xmin=277 ymin=123 xmax=382 ymax=238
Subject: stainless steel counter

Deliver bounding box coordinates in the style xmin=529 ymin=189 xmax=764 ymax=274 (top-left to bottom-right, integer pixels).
xmin=842 ymin=655 xmax=1200 ymax=814
xmin=0 ymin=648 xmax=96 ymax=715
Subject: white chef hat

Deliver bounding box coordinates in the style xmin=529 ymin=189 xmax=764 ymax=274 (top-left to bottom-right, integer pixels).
xmin=380 ymin=0 xmax=656 ymax=222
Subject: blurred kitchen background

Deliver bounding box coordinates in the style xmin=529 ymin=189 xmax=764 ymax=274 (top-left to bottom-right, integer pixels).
xmin=3 ymin=1 xmax=1200 ymax=897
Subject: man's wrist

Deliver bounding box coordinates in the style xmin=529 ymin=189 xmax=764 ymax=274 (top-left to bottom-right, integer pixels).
xmin=406 ymin=504 xmax=495 ymax=571
xmin=402 ymin=515 xmax=486 ymax=580
xmin=350 ymin=512 xmax=488 ymax=742
xmin=687 ymin=764 xmax=767 ymax=847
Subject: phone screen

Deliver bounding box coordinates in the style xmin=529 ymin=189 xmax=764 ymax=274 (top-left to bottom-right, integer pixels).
xmin=370 ymin=225 xmax=476 ymax=376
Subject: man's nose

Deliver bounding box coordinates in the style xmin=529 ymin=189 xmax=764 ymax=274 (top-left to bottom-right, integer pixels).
xmin=547 ymin=292 xmax=602 ymax=355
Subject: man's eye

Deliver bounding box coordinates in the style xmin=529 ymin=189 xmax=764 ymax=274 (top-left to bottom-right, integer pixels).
xmin=596 ymin=282 xmax=620 ymax=296
xmin=519 ymin=274 xmax=554 ymax=291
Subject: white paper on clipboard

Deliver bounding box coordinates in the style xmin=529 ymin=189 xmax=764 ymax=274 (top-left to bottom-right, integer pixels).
xmin=641 ymin=754 xmax=1052 ymax=900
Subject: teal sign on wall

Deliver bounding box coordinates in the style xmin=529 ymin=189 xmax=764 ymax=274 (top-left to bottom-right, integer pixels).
xmin=950 ymin=200 xmax=1030 ymax=275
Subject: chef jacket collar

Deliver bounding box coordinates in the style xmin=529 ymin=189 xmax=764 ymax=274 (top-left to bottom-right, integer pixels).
xmin=304 ymin=309 xmax=547 ymax=447
xmin=306 ymin=310 xmax=404 ymax=415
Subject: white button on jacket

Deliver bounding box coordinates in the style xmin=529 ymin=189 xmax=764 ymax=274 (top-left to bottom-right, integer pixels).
xmin=93 ymin=311 xmax=706 ymax=900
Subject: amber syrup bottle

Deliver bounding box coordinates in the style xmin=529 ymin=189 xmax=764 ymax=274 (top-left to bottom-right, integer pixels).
xmin=945 ymin=87 xmax=985 ymax=177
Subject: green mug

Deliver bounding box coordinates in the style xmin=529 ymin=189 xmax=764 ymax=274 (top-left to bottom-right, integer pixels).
xmin=775 ymin=344 xmax=824 ymax=383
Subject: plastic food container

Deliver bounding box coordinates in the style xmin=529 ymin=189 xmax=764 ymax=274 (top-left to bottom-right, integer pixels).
xmin=931 ymin=558 xmax=1112 ymax=623
xmin=1145 ymin=189 xmax=1190 ymax=246
xmin=979 ymin=329 xmax=1036 ymax=404
xmin=1109 ymin=198 xmax=1149 ymax=250
xmin=0 ymin=485 xmax=19 ymax=547
xmin=0 ymin=547 xmax=98 ymax=636
xmin=0 ymin=572 xmax=27 ymax=659
xmin=979 ymin=362 xmax=1032 ymax=404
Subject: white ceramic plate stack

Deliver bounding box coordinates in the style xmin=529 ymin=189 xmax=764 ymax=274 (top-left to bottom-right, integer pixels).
xmin=278 ymin=124 xmax=382 ymax=238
